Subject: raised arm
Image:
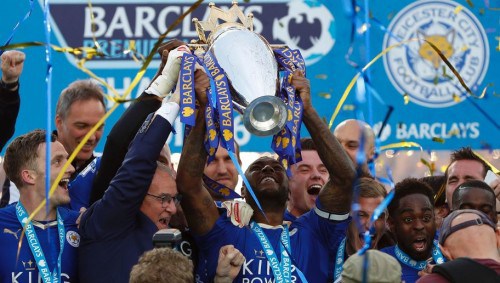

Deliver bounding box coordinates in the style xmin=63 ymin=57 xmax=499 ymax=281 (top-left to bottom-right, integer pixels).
xmin=176 ymin=70 xmax=219 ymax=236
xmin=291 ymin=70 xmax=356 ymax=214
xmin=0 ymin=50 xmax=24 ymax=151
xmin=80 ymin=104 xmax=177 ymax=238
xmin=89 ymin=40 xmax=187 ymax=205
xmin=88 ymin=93 xmax=161 ymax=205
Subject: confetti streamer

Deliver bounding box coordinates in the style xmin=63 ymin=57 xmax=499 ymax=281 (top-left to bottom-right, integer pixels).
xmin=0 ymin=0 xmax=35 ymax=56
xmin=26 ymin=0 xmax=205 ymax=232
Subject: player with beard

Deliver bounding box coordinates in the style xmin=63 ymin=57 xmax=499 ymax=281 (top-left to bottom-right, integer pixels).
xmin=176 ymin=69 xmax=356 ymax=282
xmin=0 ymin=130 xmax=79 ymax=282
xmin=284 ymin=137 xmax=329 ymax=221
xmin=381 ymin=178 xmax=444 ymax=283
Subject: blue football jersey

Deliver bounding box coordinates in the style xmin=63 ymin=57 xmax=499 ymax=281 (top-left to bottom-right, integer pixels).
xmin=380 ymin=245 xmax=420 ymax=283
xmin=194 ymin=210 xmax=349 ymax=282
xmin=68 ymin=156 xmax=101 ymax=211
xmin=0 ymin=205 xmax=80 ymax=283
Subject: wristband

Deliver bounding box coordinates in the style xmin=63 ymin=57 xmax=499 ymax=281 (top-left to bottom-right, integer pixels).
xmin=314 ymin=206 xmax=349 ymax=221
xmin=0 ymin=79 xmax=19 ymax=90
xmin=155 ymin=102 xmax=180 ymax=125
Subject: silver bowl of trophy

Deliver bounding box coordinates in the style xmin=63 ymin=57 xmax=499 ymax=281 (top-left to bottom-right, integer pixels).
xmin=208 ymin=25 xmax=286 ymax=136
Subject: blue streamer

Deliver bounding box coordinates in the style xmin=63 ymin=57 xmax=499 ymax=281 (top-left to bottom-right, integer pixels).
xmin=363 ymin=0 xmax=373 ymax=129
xmin=0 ymin=0 xmax=35 ymax=56
xmin=43 ymin=0 xmax=53 ymax=218
xmin=228 ymin=151 xmax=265 ymax=216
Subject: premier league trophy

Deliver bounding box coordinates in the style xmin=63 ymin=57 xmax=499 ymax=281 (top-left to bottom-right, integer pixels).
xmin=190 ymin=2 xmax=287 ymax=136
xmin=177 ymin=1 xmax=305 ymax=173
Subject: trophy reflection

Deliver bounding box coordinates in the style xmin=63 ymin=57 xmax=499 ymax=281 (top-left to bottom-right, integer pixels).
xmin=190 ymin=2 xmax=287 ymax=136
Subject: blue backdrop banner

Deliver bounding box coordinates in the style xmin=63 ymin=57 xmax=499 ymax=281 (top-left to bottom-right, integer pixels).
xmin=1 ymin=0 xmax=498 ymax=153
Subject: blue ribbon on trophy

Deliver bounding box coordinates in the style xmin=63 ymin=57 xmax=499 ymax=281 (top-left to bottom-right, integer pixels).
xmin=177 ymin=49 xmax=236 ymax=200
xmin=204 ymin=101 xmax=220 ymax=163
xmin=203 ymin=174 xmax=241 ymax=199
xmin=204 ymin=51 xmax=236 ymax=154
xmin=271 ymin=50 xmax=306 ymax=175
xmin=179 ymin=53 xmax=197 ymax=127
xmin=199 ymin=56 xmax=221 ymax=164
xmin=273 ymin=47 xmax=306 ymax=77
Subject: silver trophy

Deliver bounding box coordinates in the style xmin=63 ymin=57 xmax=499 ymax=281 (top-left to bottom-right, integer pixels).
xmin=191 ymin=2 xmax=287 ymax=136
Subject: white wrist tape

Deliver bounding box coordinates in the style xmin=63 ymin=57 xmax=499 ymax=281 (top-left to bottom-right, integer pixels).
xmin=154 ymin=102 xmax=180 ymax=125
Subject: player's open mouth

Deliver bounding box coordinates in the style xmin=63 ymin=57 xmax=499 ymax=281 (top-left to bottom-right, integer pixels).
xmin=307 ymin=184 xmax=322 ymax=195
xmin=159 ymin=217 xmax=169 ymax=226
xmin=413 ymin=238 xmax=427 ymax=252
xmin=59 ymin=178 xmax=69 ymax=190
xmin=260 ymin=176 xmax=277 ymax=184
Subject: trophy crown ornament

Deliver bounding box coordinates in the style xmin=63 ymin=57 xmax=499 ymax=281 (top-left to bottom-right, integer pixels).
xmin=189 ymin=1 xmax=287 ymax=136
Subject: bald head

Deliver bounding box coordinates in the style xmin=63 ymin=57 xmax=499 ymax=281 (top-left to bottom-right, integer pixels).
xmin=440 ymin=212 xmax=500 ymax=261
xmin=334 ymin=119 xmax=375 ymax=165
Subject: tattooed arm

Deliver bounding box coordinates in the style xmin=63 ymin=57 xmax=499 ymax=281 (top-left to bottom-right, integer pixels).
xmin=292 ymin=70 xmax=356 ymax=214
xmin=176 ymin=70 xmax=219 ymax=235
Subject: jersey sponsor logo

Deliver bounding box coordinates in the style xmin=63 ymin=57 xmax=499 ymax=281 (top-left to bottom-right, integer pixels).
xmin=45 ymin=0 xmax=335 ymax=69
xmin=66 ymin=230 xmax=80 ymax=247
xmin=10 ymin=272 xmax=71 ymax=283
xmin=80 ymin=157 xmax=98 ymax=176
xmin=241 ymin=258 xmax=298 ymax=282
xmin=383 ymin=0 xmax=489 ymax=107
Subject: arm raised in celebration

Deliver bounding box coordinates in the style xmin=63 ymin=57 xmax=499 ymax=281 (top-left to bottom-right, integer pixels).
xmin=292 ymin=70 xmax=356 ymax=214
xmin=176 ymin=70 xmax=220 ymax=236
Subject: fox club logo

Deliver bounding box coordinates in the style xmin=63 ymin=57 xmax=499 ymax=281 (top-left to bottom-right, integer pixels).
xmin=66 ymin=230 xmax=80 ymax=247
xmin=383 ymin=0 xmax=489 ymax=108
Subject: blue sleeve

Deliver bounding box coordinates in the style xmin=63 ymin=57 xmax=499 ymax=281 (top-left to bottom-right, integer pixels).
xmin=291 ymin=210 xmax=351 ymax=282
xmin=89 ymin=92 xmax=161 ymax=205
xmin=193 ymin=215 xmax=238 ymax=282
xmin=68 ymin=157 xmax=101 ymax=211
xmin=193 ymin=214 xmax=235 ymax=247
xmin=80 ymin=115 xmax=173 ymax=240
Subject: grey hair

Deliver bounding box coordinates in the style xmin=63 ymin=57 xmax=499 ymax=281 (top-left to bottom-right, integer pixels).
xmin=56 ymin=79 xmax=106 ymax=119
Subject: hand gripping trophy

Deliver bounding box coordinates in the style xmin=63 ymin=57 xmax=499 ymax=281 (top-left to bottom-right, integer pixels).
xmin=189 ymin=1 xmax=297 ymax=137
xmin=162 ymin=1 xmax=306 ymax=172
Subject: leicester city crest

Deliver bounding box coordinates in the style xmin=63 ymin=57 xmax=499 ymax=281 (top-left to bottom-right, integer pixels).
xmin=383 ymin=0 xmax=489 ymax=108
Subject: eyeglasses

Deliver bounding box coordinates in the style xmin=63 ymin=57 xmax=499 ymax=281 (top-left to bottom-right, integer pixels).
xmin=146 ymin=193 xmax=181 ymax=207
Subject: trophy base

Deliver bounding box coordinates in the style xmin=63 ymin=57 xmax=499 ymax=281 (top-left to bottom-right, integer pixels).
xmin=243 ymin=96 xmax=287 ymax=136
